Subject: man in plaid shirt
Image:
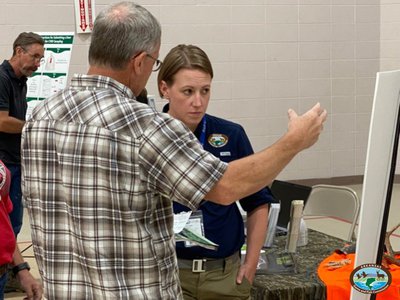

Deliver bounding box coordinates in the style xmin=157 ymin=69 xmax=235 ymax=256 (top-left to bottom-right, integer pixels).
xmin=21 ymin=2 xmax=327 ymax=300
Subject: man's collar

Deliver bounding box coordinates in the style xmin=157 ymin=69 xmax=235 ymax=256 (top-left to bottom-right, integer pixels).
xmin=71 ymin=74 xmax=135 ymax=99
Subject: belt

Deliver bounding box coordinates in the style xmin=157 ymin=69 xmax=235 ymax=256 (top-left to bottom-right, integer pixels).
xmin=0 ymin=264 xmax=9 ymax=277
xmin=178 ymin=252 xmax=240 ymax=273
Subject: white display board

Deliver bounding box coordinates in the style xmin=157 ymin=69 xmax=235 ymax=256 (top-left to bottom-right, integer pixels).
xmin=351 ymin=70 xmax=400 ymax=300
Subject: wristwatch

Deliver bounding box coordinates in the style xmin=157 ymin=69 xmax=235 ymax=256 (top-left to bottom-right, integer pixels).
xmin=12 ymin=262 xmax=31 ymax=277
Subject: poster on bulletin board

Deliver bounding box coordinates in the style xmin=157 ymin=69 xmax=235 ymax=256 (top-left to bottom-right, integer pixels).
xmin=26 ymin=32 xmax=74 ymax=119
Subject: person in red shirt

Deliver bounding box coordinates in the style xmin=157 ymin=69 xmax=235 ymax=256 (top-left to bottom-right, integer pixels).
xmin=0 ymin=160 xmax=42 ymax=300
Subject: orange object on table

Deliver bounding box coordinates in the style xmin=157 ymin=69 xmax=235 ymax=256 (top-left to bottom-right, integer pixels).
xmin=318 ymin=253 xmax=400 ymax=299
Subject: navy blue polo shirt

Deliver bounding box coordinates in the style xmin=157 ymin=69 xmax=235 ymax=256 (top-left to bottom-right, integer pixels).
xmin=173 ymin=113 xmax=274 ymax=259
xmin=0 ymin=60 xmax=27 ymax=164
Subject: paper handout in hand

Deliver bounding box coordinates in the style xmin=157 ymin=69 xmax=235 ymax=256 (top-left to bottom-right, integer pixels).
xmin=173 ymin=211 xmax=219 ymax=250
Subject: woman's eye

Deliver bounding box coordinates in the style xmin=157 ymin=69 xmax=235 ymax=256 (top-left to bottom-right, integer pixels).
xmin=183 ymin=89 xmax=192 ymax=96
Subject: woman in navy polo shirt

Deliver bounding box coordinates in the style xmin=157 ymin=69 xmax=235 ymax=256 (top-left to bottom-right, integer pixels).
xmin=158 ymin=44 xmax=275 ymax=300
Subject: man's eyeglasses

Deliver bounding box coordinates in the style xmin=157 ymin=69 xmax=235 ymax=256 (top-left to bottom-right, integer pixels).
xmin=146 ymin=54 xmax=162 ymax=72
xmin=22 ymin=47 xmax=44 ymax=64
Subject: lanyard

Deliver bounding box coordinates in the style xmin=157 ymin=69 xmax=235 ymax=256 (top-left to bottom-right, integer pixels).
xmin=198 ymin=116 xmax=207 ymax=147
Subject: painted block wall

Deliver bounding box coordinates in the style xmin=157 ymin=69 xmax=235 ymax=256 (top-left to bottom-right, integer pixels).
xmin=1 ymin=0 xmax=398 ymax=180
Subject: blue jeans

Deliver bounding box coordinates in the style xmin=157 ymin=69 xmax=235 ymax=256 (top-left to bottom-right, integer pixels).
xmin=0 ymin=271 xmax=7 ymax=300
xmin=4 ymin=164 xmax=23 ymax=236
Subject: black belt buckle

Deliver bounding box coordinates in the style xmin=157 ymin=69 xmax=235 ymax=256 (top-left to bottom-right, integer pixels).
xmin=192 ymin=259 xmax=206 ymax=273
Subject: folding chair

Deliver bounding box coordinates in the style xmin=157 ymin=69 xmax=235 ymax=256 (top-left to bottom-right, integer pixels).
xmin=303 ymin=184 xmax=360 ymax=242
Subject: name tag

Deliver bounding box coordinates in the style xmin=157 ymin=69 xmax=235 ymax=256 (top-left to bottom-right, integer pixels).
xmin=220 ymin=151 xmax=231 ymax=157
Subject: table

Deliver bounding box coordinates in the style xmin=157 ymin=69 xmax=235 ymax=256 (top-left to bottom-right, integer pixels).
xmin=251 ymin=229 xmax=346 ymax=300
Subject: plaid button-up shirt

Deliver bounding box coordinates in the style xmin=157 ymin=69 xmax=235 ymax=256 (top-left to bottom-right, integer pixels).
xmin=21 ymin=74 xmax=227 ymax=300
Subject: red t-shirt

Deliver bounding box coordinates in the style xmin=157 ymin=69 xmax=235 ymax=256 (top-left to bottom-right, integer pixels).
xmin=0 ymin=161 xmax=16 ymax=265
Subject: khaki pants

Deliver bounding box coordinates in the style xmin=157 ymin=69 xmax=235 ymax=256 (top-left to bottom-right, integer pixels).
xmin=178 ymin=255 xmax=252 ymax=300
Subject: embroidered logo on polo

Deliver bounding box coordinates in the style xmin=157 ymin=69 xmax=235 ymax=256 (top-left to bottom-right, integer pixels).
xmin=208 ymin=134 xmax=228 ymax=148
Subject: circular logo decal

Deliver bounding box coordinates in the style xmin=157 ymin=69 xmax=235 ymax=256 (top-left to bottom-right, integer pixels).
xmin=208 ymin=134 xmax=228 ymax=148
xmin=350 ymin=264 xmax=392 ymax=294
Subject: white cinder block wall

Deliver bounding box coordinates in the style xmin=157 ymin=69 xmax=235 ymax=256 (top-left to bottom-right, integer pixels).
xmin=0 ymin=0 xmax=399 ymax=181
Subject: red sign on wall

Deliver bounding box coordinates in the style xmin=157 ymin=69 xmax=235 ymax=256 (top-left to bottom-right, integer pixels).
xmin=74 ymin=0 xmax=95 ymax=34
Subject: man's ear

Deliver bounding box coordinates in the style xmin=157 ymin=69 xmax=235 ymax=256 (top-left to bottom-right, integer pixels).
xmin=130 ymin=52 xmax=146 ymax=74
xmin=15 ymin=46 xmax=25 ymax=57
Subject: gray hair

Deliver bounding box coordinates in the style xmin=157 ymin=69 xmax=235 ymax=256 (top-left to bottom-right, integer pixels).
xmin=89 ymin=1 xmax=161 ymax=70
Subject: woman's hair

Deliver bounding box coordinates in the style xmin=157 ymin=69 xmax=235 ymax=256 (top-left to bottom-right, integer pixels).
xmin=157 ymin=44 xmax=213 ymax=97
xmin=89 ymin=1 xmax=161 ymax=70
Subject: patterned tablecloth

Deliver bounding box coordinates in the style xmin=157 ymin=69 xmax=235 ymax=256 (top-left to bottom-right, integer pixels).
xmin=251 ymin=229 xmax=346 ymax=300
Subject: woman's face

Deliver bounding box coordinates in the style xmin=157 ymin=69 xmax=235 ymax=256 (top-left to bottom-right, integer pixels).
xmin=160 ymin=68 xmax=212 ymax=132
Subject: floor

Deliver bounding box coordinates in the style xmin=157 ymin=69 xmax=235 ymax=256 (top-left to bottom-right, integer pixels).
xmin=5 ymin=183 xmax=400 ymax=299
